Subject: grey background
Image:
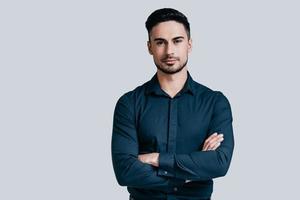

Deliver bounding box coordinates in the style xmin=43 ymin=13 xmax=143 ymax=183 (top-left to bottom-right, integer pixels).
xmin=1 ymin=0 xmax=299 ymax=199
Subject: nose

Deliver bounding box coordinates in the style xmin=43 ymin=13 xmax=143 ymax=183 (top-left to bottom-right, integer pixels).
xmin=166 ymin=43 xmax=175 ymax=55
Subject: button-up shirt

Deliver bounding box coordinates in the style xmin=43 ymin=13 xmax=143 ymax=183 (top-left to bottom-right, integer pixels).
xmin=111 ymin=71 xmax=234 ymax=200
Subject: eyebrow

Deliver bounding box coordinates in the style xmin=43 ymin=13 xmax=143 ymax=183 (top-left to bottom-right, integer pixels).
xmin=153 ymin=36 xmax=185 ymax=42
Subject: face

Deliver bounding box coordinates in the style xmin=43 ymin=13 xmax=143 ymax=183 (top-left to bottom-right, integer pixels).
xmin=147 ymin=20 xmax=192 ymax=75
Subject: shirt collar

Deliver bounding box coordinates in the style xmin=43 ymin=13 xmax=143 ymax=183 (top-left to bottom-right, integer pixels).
xmin=145 ymin=71 xmax=195 ymax=97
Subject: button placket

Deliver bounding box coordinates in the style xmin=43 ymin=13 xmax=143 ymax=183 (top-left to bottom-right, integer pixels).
xmin=167 ymin=98 xmax=178 ymax=153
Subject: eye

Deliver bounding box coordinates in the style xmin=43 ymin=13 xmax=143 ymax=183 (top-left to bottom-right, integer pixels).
xmin=174 ymin=39 xmax=183 ymax=44
xmin=156 ymin=41 xmax=164 ymax=46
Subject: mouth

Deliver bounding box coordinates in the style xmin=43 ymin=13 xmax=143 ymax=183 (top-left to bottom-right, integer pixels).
xmin=163 ymin=59 xmax=178 ymax=65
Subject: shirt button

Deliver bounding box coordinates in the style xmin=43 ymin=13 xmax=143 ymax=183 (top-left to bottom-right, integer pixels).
xmin=164 ymin=171 xmax=168 ymax=175
xmin=174 ymin=187 xmax=178 ymax=192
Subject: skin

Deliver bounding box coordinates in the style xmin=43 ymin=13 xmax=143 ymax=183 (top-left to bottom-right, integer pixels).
xmin=147 ymin=20 xmax=192 ymax=98
xmin=138 ymin=21 xmax=224 ymax=167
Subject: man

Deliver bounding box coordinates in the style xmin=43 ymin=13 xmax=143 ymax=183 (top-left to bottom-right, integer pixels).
xmin=111 ymin=8 xmax=234 ymax=200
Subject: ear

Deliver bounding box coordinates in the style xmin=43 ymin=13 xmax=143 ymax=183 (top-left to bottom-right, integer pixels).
xmin=147 ymin=41 xmax=153 ymax=55
xmin=188 ymin=38 xmax=192 ymax=53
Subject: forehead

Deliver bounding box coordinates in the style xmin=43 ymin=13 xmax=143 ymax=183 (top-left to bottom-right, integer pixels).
xmin=150 ymin=20 xmax=188 ymax=40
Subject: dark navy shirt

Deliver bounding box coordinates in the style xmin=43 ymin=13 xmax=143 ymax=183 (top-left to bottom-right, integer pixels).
xmin=111 ymin=71 xmax=234 ymax=200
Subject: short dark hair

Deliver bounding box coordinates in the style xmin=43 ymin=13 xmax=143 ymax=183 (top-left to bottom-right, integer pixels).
xmin=145 ymin=8 xmax=191 ymax=40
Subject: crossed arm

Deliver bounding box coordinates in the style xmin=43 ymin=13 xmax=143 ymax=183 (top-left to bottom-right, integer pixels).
xmin=111 ymin=92 xmax=234 ymax=190
xmin=138 ymin=133 xmax=224 ymax=167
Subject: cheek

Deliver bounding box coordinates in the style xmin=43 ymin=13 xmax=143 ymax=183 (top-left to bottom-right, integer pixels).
xmin=179 ymin=48 xmax=189 ymax=58
xmin=153 ymin=51 xmax=164 ymax=61
xmin=152 ymin=54 xmax=161 ymax=63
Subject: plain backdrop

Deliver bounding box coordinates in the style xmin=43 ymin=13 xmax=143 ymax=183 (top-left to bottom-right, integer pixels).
xmin=1 ymin=0 xmax=299 ymax=199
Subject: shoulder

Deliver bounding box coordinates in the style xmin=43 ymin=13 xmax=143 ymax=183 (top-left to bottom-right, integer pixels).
xmin=115 ymin=80 xmax=149 ymax=107
xmin=193 ymin=82 xmax=233 ymax=124
xmin=192 ymin=80 xmax=231 ymax=106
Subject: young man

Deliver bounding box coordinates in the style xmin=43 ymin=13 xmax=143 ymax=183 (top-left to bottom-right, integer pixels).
xmin=111 ymin=8 xmax=234 ymax=200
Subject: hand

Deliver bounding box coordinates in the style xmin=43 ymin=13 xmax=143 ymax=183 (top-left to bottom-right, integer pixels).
xmin=138 ymin=153 xmax=159 ymax=167
xmin=202 ymin=132 xmax=224 ymax=151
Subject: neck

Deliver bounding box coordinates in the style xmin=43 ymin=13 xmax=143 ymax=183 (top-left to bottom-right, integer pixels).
xmin=157 ymin=67 xmax=188 ymax=98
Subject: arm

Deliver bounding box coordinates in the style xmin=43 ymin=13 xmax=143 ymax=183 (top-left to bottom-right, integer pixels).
xmin=138 ymin=133 xmax=224 ymax=166
xmin=157 ymin=92 xmax=234 ymax=181
xmin=111 ymin=94 xmax=183 ymax=190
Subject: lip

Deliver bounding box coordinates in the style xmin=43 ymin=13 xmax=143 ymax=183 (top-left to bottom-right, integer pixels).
xmin=163 ymin=59 xmax=177 ymax=64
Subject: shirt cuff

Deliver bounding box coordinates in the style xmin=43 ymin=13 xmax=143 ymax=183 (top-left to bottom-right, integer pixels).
xmin=157 ymin=152 xmax=175 ymax=177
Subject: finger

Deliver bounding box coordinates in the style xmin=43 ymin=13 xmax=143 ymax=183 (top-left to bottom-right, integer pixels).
xmin=211 ymin=142 xmax=221 ymax=150
xmin=138 ymin=155 xmax=146 ymax=162
xmin=138 ymin=155 xmax=142 ymax=160
xmin=204 ymin=134 xmax=223 ymax=148
xmin=203 ymin=135 xmax=216 ymax=151
xmin=208 ymin=136 xmax=223 ymax=150
xmin=208 ymin=136 xmax=224 ymax=150
xmin=210 ymin=134 xmax=224 ymax=146
xmin=203 ymin=133 xmax=218 ymax=147
xmin=206 ymin=132 xmax=218 ymax=141
xmin=204 ymin=135 xmax=224 ymax=151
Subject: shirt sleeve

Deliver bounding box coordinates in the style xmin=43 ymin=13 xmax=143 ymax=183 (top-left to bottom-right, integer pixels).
xmin=111 ymin=93 xmax=184 ymax=190
xmin=157 ymin=91 xmax=235 ymax=181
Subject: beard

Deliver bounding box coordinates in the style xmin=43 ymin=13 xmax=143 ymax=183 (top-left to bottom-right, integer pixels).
xmin=154 ymin=57 xmax=188 ymax=75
